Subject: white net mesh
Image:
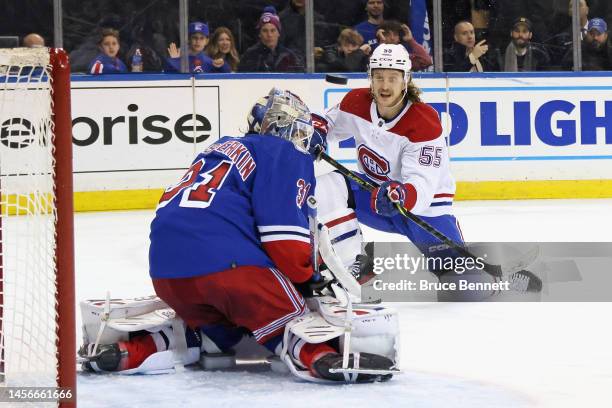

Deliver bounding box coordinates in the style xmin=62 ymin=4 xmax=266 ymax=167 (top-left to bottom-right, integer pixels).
xmin=0 ymin=48 xmax=59 ymax=403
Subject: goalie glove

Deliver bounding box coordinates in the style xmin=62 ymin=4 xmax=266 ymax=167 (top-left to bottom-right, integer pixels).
xmin=370 ymin=180 xmax=415 ymax=217
xmin=294 ymin=272 xmax=334 ymax=298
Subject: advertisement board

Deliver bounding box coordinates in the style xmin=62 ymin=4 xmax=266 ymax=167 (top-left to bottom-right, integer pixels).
xmin=3 ymin=72 xmax=610 ymax=210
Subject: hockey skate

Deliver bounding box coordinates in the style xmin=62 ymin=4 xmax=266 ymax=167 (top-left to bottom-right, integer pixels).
xmin=349 ymin=253 xmax=376 ymax=285
xmin=312 ymin=352 xmax=394 ymax=383
xmin=79 ymin=342 xmax=126 ymax=372
xmin=79 ymin=335 xmax=157 ymax=373
xmin=509 ymin=270 xmax=543 ymax=293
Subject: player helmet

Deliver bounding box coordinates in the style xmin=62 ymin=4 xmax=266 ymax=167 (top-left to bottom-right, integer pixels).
xmin=368 ymin=44 xmax=412 ymax=82
xmin=247 ymin=88 xmax=314 ymax=152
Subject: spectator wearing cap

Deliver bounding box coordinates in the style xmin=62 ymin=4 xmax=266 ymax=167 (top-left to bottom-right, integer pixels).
xmin=502 ymin=17 xmax=550 ymax=71
xmin=563 ymin=17 xmax=612 ymax=70
xmin=354 ymin=0 xmax=385 ymax=47
xmin=238 ymin=7 xmax=304 ymax=72
xmin=166 ymin=21 xmax=231 ymax=73
xmin=375 ymin=20 xmax=433 ymax=71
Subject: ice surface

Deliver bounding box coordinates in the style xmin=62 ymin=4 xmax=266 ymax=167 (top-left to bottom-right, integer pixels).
xmin=75 ymin=199 xmax=612 ymax=408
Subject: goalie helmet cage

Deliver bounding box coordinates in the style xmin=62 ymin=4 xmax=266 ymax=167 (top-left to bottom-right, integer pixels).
xmin=0 ymin=48 xmax=75 ymax=407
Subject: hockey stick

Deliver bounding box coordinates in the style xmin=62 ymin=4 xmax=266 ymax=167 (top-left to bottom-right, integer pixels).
xmin=307 ymin=196 xmax=321 ymax=278
xmin=314 ymin=146 xmax=537 ymax=279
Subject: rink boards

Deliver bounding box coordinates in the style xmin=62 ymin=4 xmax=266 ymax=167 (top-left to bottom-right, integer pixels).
xmin=2 ymin=72 xmax=611 ymax=211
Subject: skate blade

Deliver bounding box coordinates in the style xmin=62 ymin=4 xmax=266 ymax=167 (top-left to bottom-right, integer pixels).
xmin=328 ymin=367 xmax=400 ymax=375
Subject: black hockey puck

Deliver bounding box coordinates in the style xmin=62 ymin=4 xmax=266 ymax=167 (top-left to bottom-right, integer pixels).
xmin=325 ymin=74 xmax=348 ymax=85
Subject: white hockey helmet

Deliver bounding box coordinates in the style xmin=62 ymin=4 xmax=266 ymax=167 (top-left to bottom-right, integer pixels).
xmin=247 ymin=88 xmax=314 ymax=152
xmin=368 ymin=44 xmax=412 ymax=82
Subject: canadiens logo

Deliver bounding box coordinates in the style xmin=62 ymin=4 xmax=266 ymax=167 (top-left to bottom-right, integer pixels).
xmin=357 ymin=144 xmax=390 ymax=183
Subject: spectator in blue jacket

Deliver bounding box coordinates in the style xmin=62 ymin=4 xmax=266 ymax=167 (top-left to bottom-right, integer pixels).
xmin=166 ymin=22 xmax=231 ymax=73
xmin=354 ymin=0 xmax=385 ymax=47
xmin=88 ymin=28 xmax=128 ymax=74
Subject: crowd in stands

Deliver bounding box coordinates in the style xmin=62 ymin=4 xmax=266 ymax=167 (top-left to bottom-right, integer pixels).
xmin=2 ymin=0 xmax=612 ymax=73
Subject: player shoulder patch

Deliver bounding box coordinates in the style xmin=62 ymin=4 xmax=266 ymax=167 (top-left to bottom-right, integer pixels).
xmin=390 ymin=102 xmax=442 ymax=143
xmin=339 ymin=88 xmax=372 ymax=123
xmin=296 ymin=179 xmax=311 ymax=208
xmin=357 ymin=144 xmax=390 ymax=183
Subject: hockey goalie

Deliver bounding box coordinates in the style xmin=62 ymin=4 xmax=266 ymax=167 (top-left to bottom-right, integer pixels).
xmin=78 ymin=88 xmax=400 ymax=383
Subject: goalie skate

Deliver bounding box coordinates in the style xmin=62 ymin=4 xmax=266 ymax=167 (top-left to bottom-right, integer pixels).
xmin=313 ymin=352 xmax=395 ymax=383
xmin=79 ymin=343 xmax=125 ymax=372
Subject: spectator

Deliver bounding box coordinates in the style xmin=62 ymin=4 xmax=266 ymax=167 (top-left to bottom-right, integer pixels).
xmin=124 ymin=21 xmax=164 ymax=73
xmin=490 ymin=1 xmax=550 ymax=46
xmin=547 ymin=0 xmax=590 ymax=68
xmin=238 ymin=8 xmax=304 ymax=72
xmin=279 ymin=0 xmax=333 ymax=56
xmin=22 ymin=33 xmax=45 ymax=48
xmin=551 ymin=0 xmax=589 ymax=35
xmin=502 ymin=17 xmax=550 ymax=71
xmin=354 ymin=0 xmax=385 ymax=47
xmin=376 ymin=20 xmax=433 ymax=71
xmin=315 ymin=28 xmax=369 ymax=72
xmin=206 ymin=27 xmax=240 ymax=72
xmin=88 ymin=28 xmax=128 ymax=75
xmin=444 ymin=21 xmax=499 ymax=72
xmin=166 ymin=21 xmax=231 ymax=73
xmin=441 ymin=0 xmax=496 ymax=47
xmin=563 ymin=17 xmax=612 ymax=70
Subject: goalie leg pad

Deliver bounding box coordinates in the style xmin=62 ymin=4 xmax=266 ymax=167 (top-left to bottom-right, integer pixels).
xmin=279 ymin=296 xmax=400 ymax=383
xmin=79 ymin=295 xmax=204 ymax=374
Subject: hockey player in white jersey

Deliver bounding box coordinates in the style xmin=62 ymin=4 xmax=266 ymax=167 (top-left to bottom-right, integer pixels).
xmin=315 ymin=44 xmax=542 ymax=297
xmin=315 ymin=44 xmax=466 ymax=282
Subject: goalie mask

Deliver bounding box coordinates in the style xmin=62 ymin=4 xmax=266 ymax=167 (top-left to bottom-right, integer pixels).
xmin=247 ymin=88 xmax=314 ymax=152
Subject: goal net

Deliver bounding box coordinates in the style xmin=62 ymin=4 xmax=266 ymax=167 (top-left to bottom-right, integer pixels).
xmin=0 ymin=48 xmax=75 ymax=406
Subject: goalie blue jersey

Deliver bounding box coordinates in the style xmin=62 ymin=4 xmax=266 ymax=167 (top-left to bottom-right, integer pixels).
xmin=149 ymin=134 xmax=315 ymax=283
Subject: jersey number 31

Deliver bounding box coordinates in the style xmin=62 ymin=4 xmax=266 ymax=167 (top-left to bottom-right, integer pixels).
xmin=157 ymin=158 xmax=232 ymax=209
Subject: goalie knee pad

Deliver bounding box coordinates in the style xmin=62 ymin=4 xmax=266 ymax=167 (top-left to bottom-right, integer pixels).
xmin=316 ymin=172 xmax=364 ymax=271
xmin=319 ymin=207 xmax=363 ymax=270
xmin=315 ymin=171 xmax=355 ymax=216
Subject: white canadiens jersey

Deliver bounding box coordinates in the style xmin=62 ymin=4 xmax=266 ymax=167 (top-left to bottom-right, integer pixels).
xmin=326 ymin=88 xmax=456 ymax=217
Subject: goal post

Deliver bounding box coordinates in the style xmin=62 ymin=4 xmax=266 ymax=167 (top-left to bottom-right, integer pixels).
xmin=0 ymin=47 xmax=75 ymax=407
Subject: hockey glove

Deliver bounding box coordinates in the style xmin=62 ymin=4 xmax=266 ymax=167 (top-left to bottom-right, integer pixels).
xmin=308 ymin=113 xmax=328 ymax=159
xmin=371 ymin=180 xmax=412 ymax=217
xmin=294 ymin=271 xmax=334 ymax=298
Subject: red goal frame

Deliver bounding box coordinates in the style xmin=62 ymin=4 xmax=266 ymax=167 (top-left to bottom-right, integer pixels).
xmin=0 ymin=47 xmax=76 ymax=407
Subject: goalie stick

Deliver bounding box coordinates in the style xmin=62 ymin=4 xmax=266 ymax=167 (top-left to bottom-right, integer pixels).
xmin=313 ymin=146 xmax=539 ymax=279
